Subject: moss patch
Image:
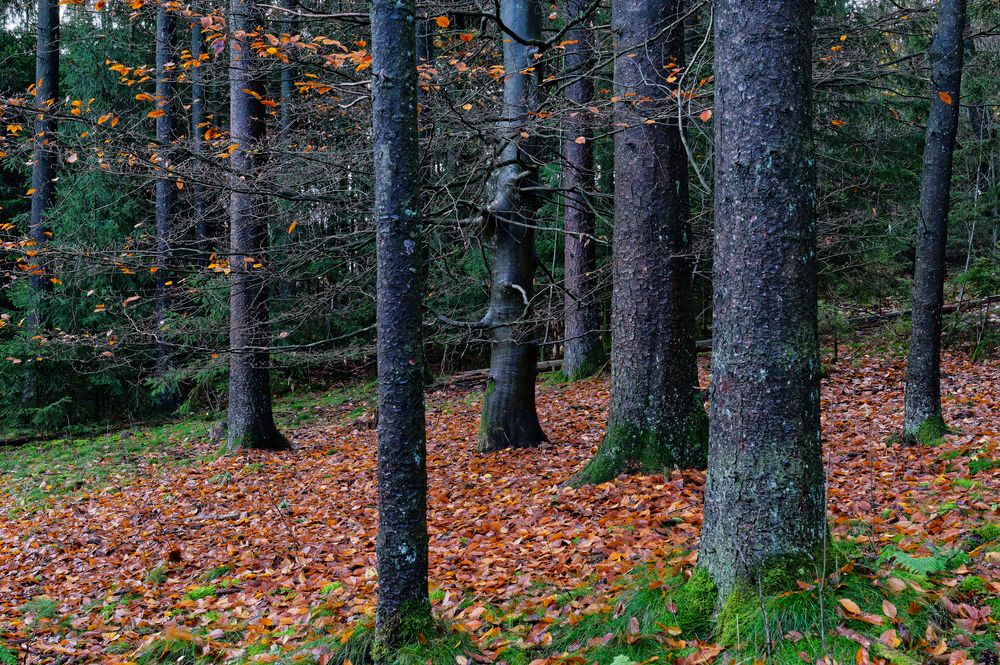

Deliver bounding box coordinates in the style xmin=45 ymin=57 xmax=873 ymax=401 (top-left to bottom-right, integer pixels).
xmin=673 ymin=568 xmax=717 ymax=636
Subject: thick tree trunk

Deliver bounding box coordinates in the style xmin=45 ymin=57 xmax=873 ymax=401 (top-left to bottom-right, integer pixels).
xmin=903 ymin=0 xmax=966 ymax=445
xmin=190 ymin=14 xmax=209 ymax=260
xmin=370 ymin=0 xmax=431 ymax=655
xmin=23 ymin=0 xmax=60 ymax=406
xmin=698 ymin=0 xmax=826 ymax=603
xmin=560 ymin=0 xmax=603 ymax=381
xmin=572 ymin=0 xmax=706 ymax=485
xmin=153 ymin=4 xmax=180 ymax=412
xmin=478 ymin=0 xmax=547 ymax=453
xmin=225 ymin=0 xmax=288 ymax=452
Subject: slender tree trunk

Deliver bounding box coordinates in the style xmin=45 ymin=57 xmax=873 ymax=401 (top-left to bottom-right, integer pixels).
xmin=903 ymin=0 xmax=965 ymax=445
xmin=698 ymin=0 xmax=825 ymax=604
xmin=478 ymin=0 xmax=547 ymax=453
xmin=572 ymin=0 xmax=706 ymax=485
xmin=191 ymin=13 xmax=209 ymax=260
xmin=153 ymin=3 xmax=180 ymax=411
xmin=370 ymin=0 xmax=431 ymax=656
xmin=561 ymin=0 xmax=603 ymax=381
xmin=23 ymin=0 xmax=60 ymax=406
xmin=225 ymin=0 xmax=289 ymax=452
xmin=275 ymin=0 xmax=297 ymax=303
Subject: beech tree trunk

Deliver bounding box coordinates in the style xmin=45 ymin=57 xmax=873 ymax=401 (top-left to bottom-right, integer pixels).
xmin=153 ymin=3 xmax=180 ymax=411
xmin=225 ymin=0 xmax=288 ymax=452
xmin=478 ymin=0 xmax=547 ymax=453
xmin=24 ymin=0 xmax=60 ymax=406
xmin=572 ymin=0 xmax=706 ymax=485
xmin=370 ymin=0 xmax=431 ymax=656
xmin=699 ymin=0 xmax=826 ymax=602
xmin=903 ymin=0 xmax=966 ymax=445
xmin=561 ymin=0 xmax=603 ymax=381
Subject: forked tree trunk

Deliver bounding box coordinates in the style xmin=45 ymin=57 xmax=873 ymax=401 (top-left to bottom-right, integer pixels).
xmin=23 ymin=0 xmax=60 ymax=406
xmin=153 ymin=3 xmax=180 ymax=411
xmin=478 ymin=0 xmax=547 ymax=453
xmin=699 ymin=0 xmax=826 ymax=603
xmin=571 ymin=0 xmax=706 ymax=485
xmin=903 ymin=0 xmax=966 ymax=445
xmin=561 ymin=0 xmax=603 ymax=381
xmin=225 ymin=0 xmax=289 ymax=452
xmin=370 ymin=0 xmax=431 ymax=654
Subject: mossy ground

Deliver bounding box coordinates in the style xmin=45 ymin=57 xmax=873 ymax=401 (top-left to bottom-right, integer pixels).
xmin=906 ymin=414 xmax=949 ymax=446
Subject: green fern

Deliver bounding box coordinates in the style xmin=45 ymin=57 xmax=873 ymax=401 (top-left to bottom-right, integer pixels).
xmin=0 ymin=643 xmax=18 ymax=665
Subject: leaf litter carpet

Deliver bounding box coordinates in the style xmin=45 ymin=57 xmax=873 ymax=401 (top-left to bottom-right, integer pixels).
xmin=0 ymin=350 xmax=997 ymax=662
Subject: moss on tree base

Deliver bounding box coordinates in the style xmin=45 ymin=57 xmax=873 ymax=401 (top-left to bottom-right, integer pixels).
xmin=569 ymin=411 xmax=707 ymax=486
xmin=223 ymin=427 xmax=291 ymax=453
xmin=903 ymin=414 xmax=949 ymax=446
xmin=372 ymin=601 xmax=436 ymax=663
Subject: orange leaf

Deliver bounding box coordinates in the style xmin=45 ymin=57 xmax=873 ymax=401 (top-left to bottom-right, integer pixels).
xmin=435 ymin=15 xmax=450 ymax=28
xmin=831 ymin=119 xmax=847 ymax=127
xmin=574 ymin=136 xmax=586 ymax=145
xmin=839 ymin=598 xmax=862 ymax=614
xmin=882 ymin=599 xmax=897 ymax=620
xmin=937 ymin=91 xmax=953 ymax=105
xmin=148 ymin=109 xmax=166 ymax=118
xmin=699 ymin=109 xmax=712 ymax=123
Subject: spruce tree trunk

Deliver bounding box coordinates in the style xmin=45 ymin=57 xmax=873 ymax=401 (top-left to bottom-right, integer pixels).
xmin=24 ymin=0 xmax=60 ymax=406
xmin=572 ymin=0 xmax=706 ymax=485
xmin=903 ymin=0 xmax=966 ymax=445
xmin=699 ymin=0 xmax=826 ymax=603
xmin=561 ymin=0 xmax=603 ymax=381
xmin=370 ymin=0 xmax=431 ymax=656
xmin=225 ymin=0 xmax=288 ymax=452
xmin=153 ymin=4 xmax=180 ymax=412
xmin=191 ymin=14 xmax=209 ymax=260
xmin=478 ymin=0 xmax=547 ymax=453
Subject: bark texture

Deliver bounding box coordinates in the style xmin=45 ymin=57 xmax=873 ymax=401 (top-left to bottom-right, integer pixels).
xmin=24 ymin=0 xmax=60 ymax=405
xmin=903 ymin=0 xmax=966 ymax=445
xmin=153 ymin=4 xmax=180 ymax=411
xmin=370 ymin=0 xmax=431 ymax=656
xmin=225 ymin=0 xmax=289 ymax=452
xmin=561 ymin=0 xmax=603 ymax=381
xmin=572 ymin=0 xmax=706 ymax=485
xmin=699 ymin=0 xmax=826 ymax=601
xmin=478 ymin=0 xmax=547 ymax=453
xmin=190 ymin=14 xmax=209 ymax=260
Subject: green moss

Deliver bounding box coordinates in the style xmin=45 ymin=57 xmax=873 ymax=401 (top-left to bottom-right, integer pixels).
xmin=371 ymin=600 xmax=435 ymax=662
xmin=958 ymin=575 xmax=986 ymax=594
xmin=673 ymin=568 xmax=717 ymax=636
xmin=911 ymin=415 xmax=949 ymax=446
xmin=971 ymin=523 xmax=1000 ymax=542
xmin=185 ymin=585 xmax=217 ymax=601
xmin=871 ymin=643 xmax=924 ymax=665
xmin=715 ymin=582 xmax=759 ymax=646
xmin=570 ymin=406 xmax=708 ymax=486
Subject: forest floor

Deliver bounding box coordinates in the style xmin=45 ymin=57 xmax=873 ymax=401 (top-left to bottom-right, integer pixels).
xmin=0 ymin=341 xmax=997 ymax=664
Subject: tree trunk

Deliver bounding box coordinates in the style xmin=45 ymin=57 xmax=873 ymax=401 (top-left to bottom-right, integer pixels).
xmin=23 ymin=0 xmax=60 ymax=407
xmin=572 ymin=0 xmax=706 ymax=485
xmin=225 ymin=0 xmax=289 ymax=452
xmin=370 ymin=0 xmax=431 ymax=657
xmin=190 ymin=13 xmax=210 ymax=261
xmin=153 ymin=3 xmax=180 ymax=412
xmin=275 ymin=0 xmax=297 ymax=303
xmin=698 ymin=0 xmax=825 ymax=604
xmin=560 ymin=0 xmax=603 ymax=381
xmin=903 ymin=0 xmax=966 ymax=445
xmin=478 ymin=0 xmax=547 ymax=453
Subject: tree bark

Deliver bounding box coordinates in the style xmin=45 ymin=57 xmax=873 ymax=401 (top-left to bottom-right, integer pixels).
xmin=190 ymin=12 xmax=210 ymax=261
xmin=572 ymin=0 xmax=706 ymax=485
xmin=23 ymin=0 xmax=60 ymax=407
xmin=698 ymin=0 xmax=825 ymax=603
xmin=903 ymin=0 xmax=966 ymax=445
xmin=560 ymin=0 xmax=603 ymax=381
xmin=153 ymin=3 xmax=181 ymax=412
xmin=478 ymin=0 xmax=547 ymax=453
xmin=225 ymin=0 xmax=289 ymax=452
xmin=370 ymin=0 xmax=431 ymax=656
